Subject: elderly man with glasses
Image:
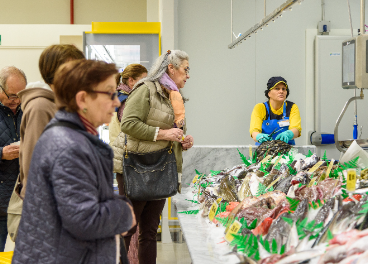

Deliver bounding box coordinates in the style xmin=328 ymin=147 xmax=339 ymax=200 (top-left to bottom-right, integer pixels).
xmin=0 ymin=66 xmax=26 ymax=251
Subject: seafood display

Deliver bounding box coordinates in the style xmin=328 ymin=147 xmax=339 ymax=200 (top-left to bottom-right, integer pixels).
xmin=179 ymin=143 xmax=368 ymax=264
xmin=255 ymin=140 xmax=292 ymax=162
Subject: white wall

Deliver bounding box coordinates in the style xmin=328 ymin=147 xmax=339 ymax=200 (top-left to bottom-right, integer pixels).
xmin=0 ymin=24 xmax=91 ymax=83
xmin=176 ymin=0 xmax=368 ymax=146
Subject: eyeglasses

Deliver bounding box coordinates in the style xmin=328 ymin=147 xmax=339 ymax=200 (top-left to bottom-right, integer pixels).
xmin=0 ymin=85 xmax=19 ymax=101
xmin=90 ymin=90 xmax=118 ymax=100
xmin=184 ymin=67 xmax=190 ymax=75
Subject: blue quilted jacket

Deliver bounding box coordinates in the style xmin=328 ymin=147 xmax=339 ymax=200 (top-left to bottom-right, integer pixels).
xmin=13 ymin=110 xmax=133 ymax=264
xmin=0 ymin=103 xmax=22 ymax=219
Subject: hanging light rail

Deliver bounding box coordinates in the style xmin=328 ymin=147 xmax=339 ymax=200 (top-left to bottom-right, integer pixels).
xmin=228 ymin=0 xmax=305 ymax=49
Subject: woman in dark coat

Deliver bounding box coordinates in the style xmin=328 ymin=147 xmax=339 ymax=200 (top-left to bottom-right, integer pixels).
xmin=12 ymin=59 xmax=135 ymax=264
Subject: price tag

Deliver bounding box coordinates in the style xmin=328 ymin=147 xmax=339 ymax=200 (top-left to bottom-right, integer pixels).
xmin=326 ymin=159 xmax=335 ymax=177
xmin=225 ymin=220 xmax=242 ymax=242
xmin=208 ymin=201 xmax=219 ymax=222
xmin=249 ymin=145 xmax=253 ymax=159
xmin=308 ymin=161 xmax=325 ymax=174
xmin=266 ymin=175 xmax=281 ymax=190
xmin=192 ymin=175 xmax=199 ymax=184
xmin=260 ymin=155 xmax=272 ymax=164
xmin=308 ymin=177 xmax=316 ymax=187
xmin=225 ymin=214 xmax=235 ymax=234
xmin=346 ymin=169 xmax=357 ymax=192
xmin=216 ymin=197 xmax=223 ymax=204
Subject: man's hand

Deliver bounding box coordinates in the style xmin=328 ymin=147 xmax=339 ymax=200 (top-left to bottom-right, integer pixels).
xmin=2 ymin=145 xmax=20 ymax=160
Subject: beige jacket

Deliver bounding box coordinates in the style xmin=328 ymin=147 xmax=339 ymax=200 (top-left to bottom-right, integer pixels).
xmin=18 ymin=82 xmax=57 ymax=199
xmin=121 ymin=81 xmax=184 ymax=173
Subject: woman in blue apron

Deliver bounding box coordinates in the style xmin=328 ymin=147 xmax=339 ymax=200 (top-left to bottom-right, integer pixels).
xmin=249 ymin=76 xmax=301 ymax=145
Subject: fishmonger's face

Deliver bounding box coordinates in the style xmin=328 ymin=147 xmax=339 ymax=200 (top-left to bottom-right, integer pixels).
xmin=268 ymin=83 xmax=287 ymax=102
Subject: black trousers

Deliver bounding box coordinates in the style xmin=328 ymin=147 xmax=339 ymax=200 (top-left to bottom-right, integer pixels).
xmin=116 ymin=173 xmax=166 ymax=264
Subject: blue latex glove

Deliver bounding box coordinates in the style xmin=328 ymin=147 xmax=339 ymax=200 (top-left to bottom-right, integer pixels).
xmin=275 ymin=130 xmax=294 ymax=143
xmin=256 ymin=133 xmax=272 ymax=143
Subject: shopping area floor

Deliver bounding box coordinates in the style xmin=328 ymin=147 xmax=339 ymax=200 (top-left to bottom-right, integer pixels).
xmin=157 ymin=241 xmax=191 ymax=264
xmin=4 ymin=235 xmax=192 ymax=263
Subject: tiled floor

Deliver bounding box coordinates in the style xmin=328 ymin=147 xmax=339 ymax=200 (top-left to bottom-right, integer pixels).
xmin=157 ymin=241 xmax=191 ymax=264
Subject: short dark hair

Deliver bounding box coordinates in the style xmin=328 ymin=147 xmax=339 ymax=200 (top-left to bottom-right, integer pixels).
xmin=39 ymin=44 xmax=85 ymax=85
xmin=54 ymin=60 xmax=118 ymax=112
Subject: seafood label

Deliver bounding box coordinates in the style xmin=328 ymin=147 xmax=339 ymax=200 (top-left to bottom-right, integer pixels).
xmin=308 ymin=177 xmax=317 ymax=187
xmin=326 ymin=159 xmax=335 ymax=177
xmin=192 ymin=175 xmax=199 ymax=184
xmin=249 ymin=145 xmax=253 ymax=159
xmin=347 ymin=169 xmax=357 ymax=192
xmin=216 ymin=198 xmax=222 ymax=204
xmin=308 ymin=161 xmax=324 ymax=174
xmin=260 ymin=155 xmax=272 ymax=164
xmin=208 ymin=201 xmax=219 ymax=222
xmin=225 ymin=220 xmax=241 ymax=242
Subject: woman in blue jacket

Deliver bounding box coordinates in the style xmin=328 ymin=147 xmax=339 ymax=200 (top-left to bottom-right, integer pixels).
xmin=13 ymin=60 xmax=135 ymax=264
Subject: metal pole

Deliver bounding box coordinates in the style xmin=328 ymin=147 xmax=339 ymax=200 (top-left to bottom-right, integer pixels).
xmin=231 ymin=0 xmax=233 ymax=42
xmin=264 ymin=0 xmax=266 ymax=17
xmin=334 ymin=92 xmax=364 ymax=152
xmin=361 ymin=0 xmax=366 ymax=35
xmin=347 ymin=0 xmax=354 ymax=38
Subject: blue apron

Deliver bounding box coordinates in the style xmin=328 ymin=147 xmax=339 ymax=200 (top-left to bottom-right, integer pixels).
xmin=255 ymin=101 xmax=295 ymax=146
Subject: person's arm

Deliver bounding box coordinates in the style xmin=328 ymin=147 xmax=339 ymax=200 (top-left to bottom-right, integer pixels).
xmin=249 ymin=103 xmax=267 ymax=142
xmin=51 ymin=146 xmax=134 ymax=240
xmin=20 ymin=98 xmax=56 ymax=198
xmin=288 ymin=104 xmax=301 ymax=138
xmin=121 ymin=86 xmax=157 ymax=141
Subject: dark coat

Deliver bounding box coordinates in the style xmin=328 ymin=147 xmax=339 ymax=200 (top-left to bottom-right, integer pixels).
xmin=0 ymin=103 xmax=22 ymax=218
xmin=13 ymin=110 xmax=133 ymax=264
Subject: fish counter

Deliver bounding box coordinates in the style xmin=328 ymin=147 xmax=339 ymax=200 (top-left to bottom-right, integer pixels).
xmin=173 ymin=140 xmax=368 ymax=264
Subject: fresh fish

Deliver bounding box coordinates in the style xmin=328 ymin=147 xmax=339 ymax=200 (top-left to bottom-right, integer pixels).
xmin=319 ymin=245 xmax=347 ymax=264
xmin=225 ymin=245 xmax=258 ymax=264
xmin=263 ymin=168 xmax=279 ymax=187
xmin=292 ymin=198 xmax=309 ymax=222
xmin=274 ymin=175 xmax=293 ymax=194
xmin=301 ymin=154 xmax=319 ymax=171
xmin=249 ymin=173 xmax=263 ymax=196
xmin=313 ymin=197 xmax=335 ymax=227
xmin=287 ymin=185 xmax=295 ymax=198
xmin=237 ymin=175 xmax=252 ymax=201
xmin=294 ymin=159 xmax=305 ymax=172
xmin=312 ymin=208 xmax=340 ymax=247
xmin=217 ymin=175 xmax=238 ymax=202
xmin=265 ymin=213 xmax=292 ymax=246
xmin=274 ymin=249 xmax=324 ymax=264
xmin=286 ymin=222 xmax=299 ymax=252
xmin=291 ymin=171 xmax=310 ymax=185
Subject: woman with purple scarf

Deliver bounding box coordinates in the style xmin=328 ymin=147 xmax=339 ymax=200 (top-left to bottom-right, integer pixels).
xmin=120 ymin=50 xmax=194 ymax=264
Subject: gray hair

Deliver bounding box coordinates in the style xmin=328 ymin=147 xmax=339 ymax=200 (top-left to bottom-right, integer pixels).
xmin=134 ymin=50 xmax=189 ymax=88
xmin=0 ymin=66 xmax=27 ymax=93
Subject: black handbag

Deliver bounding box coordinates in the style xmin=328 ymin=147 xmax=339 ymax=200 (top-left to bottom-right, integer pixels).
xmin=122 ymin=135 xmax=178 ymax=201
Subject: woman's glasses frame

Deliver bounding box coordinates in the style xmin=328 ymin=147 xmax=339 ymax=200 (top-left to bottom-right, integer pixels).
xmin=90 ymin=90 xmax=118 ymax=100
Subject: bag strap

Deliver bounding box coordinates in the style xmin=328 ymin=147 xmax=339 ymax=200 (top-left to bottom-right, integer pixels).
xmin=43 ymin=121 xmax=83 ymax=134
xmin=124 ymin=134 xmax=173 ymax=158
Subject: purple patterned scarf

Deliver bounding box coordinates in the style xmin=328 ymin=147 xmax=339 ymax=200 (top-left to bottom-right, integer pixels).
xmin=158 ymin=72 xmax=179 ymax=92
xmin=117 ymin=83 xmax=132 ymax=122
